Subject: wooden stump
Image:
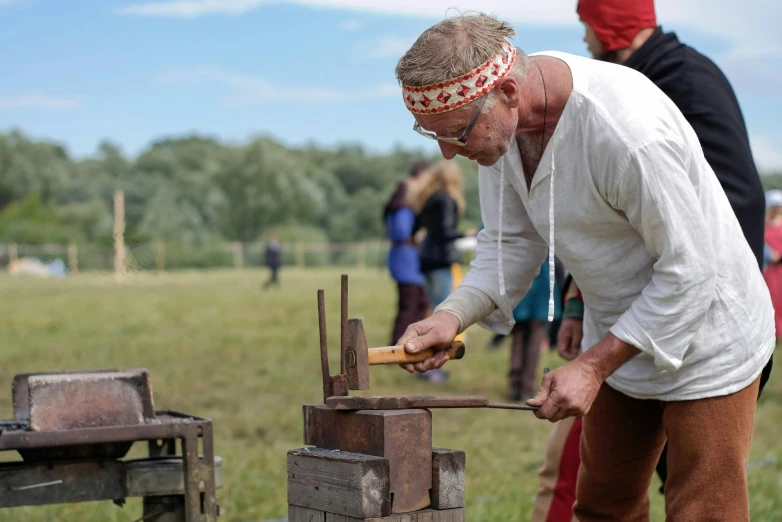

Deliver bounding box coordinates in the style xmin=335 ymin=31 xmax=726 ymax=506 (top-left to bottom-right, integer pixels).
xmin=288 ymin=446 xmax=466 ymax=521
xmin=431 ymin=449 xmax=466 ymax=510
xmin=287 ymin=448 xmax=391 ymax=519
xmin=289 ymin=507 xmax=465 ymax=522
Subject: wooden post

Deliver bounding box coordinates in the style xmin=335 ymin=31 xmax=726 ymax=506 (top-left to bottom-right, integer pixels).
xmin=431 ymin=449 xmax=466 ymax=510
xmin=232 ymin=242 xmax=244 ymax=269
xmin=155 ymin=241 xmax=166 ymax=272
xmin=67 ymin=244 xmax=78 ymax=273
xmin=296 ymin=241 xmax=305 ymax=268
xmin=9 ymin=243 xmax=18 ymax=264
xmin=113 ymin=190 xmax=126 ymax=283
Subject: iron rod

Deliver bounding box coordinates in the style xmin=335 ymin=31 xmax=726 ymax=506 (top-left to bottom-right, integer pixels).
xmin=340 ymin=274 xmax=348 ymax=375
xmin=485 ymin=403 xmax=539 ymax=411
xmin=318 ymin=290 xmax=330 ymax=390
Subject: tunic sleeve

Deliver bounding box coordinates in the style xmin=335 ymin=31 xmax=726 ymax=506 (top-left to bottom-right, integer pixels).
xmin=607 ymin=139 xmax=717 ymax=372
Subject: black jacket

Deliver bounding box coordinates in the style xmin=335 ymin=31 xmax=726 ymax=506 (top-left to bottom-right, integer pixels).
xmin=623 ymin=28 xmax=766 ymax=269
xmin=415 ymin=191 xmax=462 ymax=272
xmin=265 ymin=241 xmax=281 ymax=268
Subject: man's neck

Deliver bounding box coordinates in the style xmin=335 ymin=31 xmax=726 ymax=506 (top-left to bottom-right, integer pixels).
xmin=515 ymin=56 xmax=573 ymax=136
xmin=616 ymin=27 xmax=656 ymax=64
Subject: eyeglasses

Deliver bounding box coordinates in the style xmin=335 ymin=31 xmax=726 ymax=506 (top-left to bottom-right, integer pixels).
xmin=412 ymin=95 xmax=488 ymax=147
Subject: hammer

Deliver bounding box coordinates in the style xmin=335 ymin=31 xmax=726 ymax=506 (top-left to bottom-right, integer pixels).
xmin=318 ymin=275 xmax=467 ymax=400
xmin=343 ymin=317 xmax=466 ymax=390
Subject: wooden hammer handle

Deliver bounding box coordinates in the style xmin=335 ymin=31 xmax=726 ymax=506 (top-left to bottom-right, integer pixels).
xmin=367 ymin=341 xmax=465 ymax=365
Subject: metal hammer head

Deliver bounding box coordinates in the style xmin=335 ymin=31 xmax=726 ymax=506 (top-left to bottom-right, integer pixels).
xmin=344 ymin=318 xmax=370 ymax=391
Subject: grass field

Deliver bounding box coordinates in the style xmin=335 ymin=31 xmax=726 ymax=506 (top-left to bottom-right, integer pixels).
xmin=0 ymin=268 xmax=779 ymax=521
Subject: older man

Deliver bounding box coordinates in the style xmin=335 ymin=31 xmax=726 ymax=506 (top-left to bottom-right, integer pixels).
xmin=395 ymin=13 xmax=774 ymax=522
xmin=533 ymin=1 xmax=774 ymax=519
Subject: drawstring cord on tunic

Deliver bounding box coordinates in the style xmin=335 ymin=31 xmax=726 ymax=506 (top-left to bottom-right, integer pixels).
xmin=496 ymin=60 xmax=556 ymax=324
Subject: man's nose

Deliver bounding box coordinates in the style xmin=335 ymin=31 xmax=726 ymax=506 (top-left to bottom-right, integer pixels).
xmin=438 ymin=141 xmax=460 ymax=160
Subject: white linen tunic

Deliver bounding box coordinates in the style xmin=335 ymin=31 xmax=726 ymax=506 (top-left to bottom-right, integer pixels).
xmin=453 ymin=51 xmax=774 ymax=401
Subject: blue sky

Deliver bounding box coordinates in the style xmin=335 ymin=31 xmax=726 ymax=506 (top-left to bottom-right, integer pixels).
xmin=1 ymin=0 xmax=780 ymax=171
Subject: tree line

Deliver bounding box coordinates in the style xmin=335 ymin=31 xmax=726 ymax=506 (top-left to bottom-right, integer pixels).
xmin=0 ymin=130 xmax=484 ymax=250
xmin=0 ymin=128 xmax=779 ymax=253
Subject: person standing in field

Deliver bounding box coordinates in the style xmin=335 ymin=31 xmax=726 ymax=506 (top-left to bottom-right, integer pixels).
xmin=394 ymin=13 xmax=774 ymax=521
xmin=529 ymin=1 xmax=775 ymax=518
xmin=383 ymin=160 xmax=431 ymax=345
xmin=406 ymin=160 xmax=466 ymax=383
xmin=263 ymin=232 xmax=282 ymax=289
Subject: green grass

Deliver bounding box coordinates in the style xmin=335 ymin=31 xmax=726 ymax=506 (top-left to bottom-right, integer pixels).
xmin=0 ymin=268 xmax=779 ymax=521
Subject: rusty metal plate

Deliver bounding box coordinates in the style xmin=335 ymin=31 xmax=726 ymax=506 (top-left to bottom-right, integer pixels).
xmin=324 ymin=396 xmax=540 ymax=412
xmin=13 ymin=369 xmax=155 ymax=432
xmin=303 ymin=405 xmax=432 ymax=514
xmin=325 ymin=396 xmax=490 ymax=410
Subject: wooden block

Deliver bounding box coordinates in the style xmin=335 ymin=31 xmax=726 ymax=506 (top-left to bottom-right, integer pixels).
xmin=431 ymin=448 xmax=465 ymax=510
xmin=288 ymin=448 xmax=391 ymax=519
xmin=326 ymin=508 xmax=465 ymax=521
xmin=316 ymin=509 xmax=422 ymax=521
xmin=290 ymin=505 xmax=326 ymax=522
xmin=303 ymin=406 xmax=432 ymax=514
xmin=417 ymin=508 xmax=465 ymax=522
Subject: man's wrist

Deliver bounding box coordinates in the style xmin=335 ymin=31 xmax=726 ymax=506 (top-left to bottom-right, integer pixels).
xmin=578 ymin=333 xmax=639 ymax=382
xmin=433 ymin=286 xmax=495 ymax=333
xmin=433 ymin=310 xmax=461 ymax=335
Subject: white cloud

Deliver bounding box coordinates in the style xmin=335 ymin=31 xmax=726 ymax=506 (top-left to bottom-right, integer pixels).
xmin=116 ymin=0 xmax=266 ymax=17
xmin=299 ymin=0 xmax=782 ymax=52
xmin=160 ymin=66 xmax=398 ymax=105
xmin=752 ymin=135 xmax=782 ymax=172
xmin=0 ymin=94 xmax=81 ymax=110
xmin=116 ymin=0 xmax=780 ymax=61
xmin=339 ymin=18 xmax=362 ymax=31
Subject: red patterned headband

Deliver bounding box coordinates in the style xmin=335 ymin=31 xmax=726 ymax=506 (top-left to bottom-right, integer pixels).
xmin=402 ymin=43 xmax=517 ymax=115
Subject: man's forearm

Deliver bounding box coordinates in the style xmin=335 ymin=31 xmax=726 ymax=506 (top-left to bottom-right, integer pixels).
xmin=433 ymin=286 xmax=495 ymax=333
xmin=578 ymin=332 xmax=640 ymax=381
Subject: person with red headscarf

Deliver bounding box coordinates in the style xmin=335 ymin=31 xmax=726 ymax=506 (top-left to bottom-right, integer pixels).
xmin=531 ymin=1 xmax=773 ymax=521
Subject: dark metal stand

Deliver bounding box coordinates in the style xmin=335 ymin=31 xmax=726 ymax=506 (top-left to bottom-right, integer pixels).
xmin=0 ymin=411 xmax=220 ymax=521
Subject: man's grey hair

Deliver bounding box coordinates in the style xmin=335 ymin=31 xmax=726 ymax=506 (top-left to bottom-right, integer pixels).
xmin=395 ymin=12 xmax=529 ymax=113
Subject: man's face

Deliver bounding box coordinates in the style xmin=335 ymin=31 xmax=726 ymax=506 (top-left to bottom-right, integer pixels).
xmin=582 ymin=22 xmax=607 ymax=60
xmin=412 ymin=94 xmax=517 ymax=167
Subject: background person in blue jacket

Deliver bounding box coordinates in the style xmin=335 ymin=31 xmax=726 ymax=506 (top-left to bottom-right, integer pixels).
xmin=407 ymin=161 xmax=466 ymax=383
xmin=383 ymin=159 xmax=430 ymax=345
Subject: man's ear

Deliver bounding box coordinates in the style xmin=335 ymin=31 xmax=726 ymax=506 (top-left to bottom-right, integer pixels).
xmin=498 ymin=76 xmax=520 ymax=109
